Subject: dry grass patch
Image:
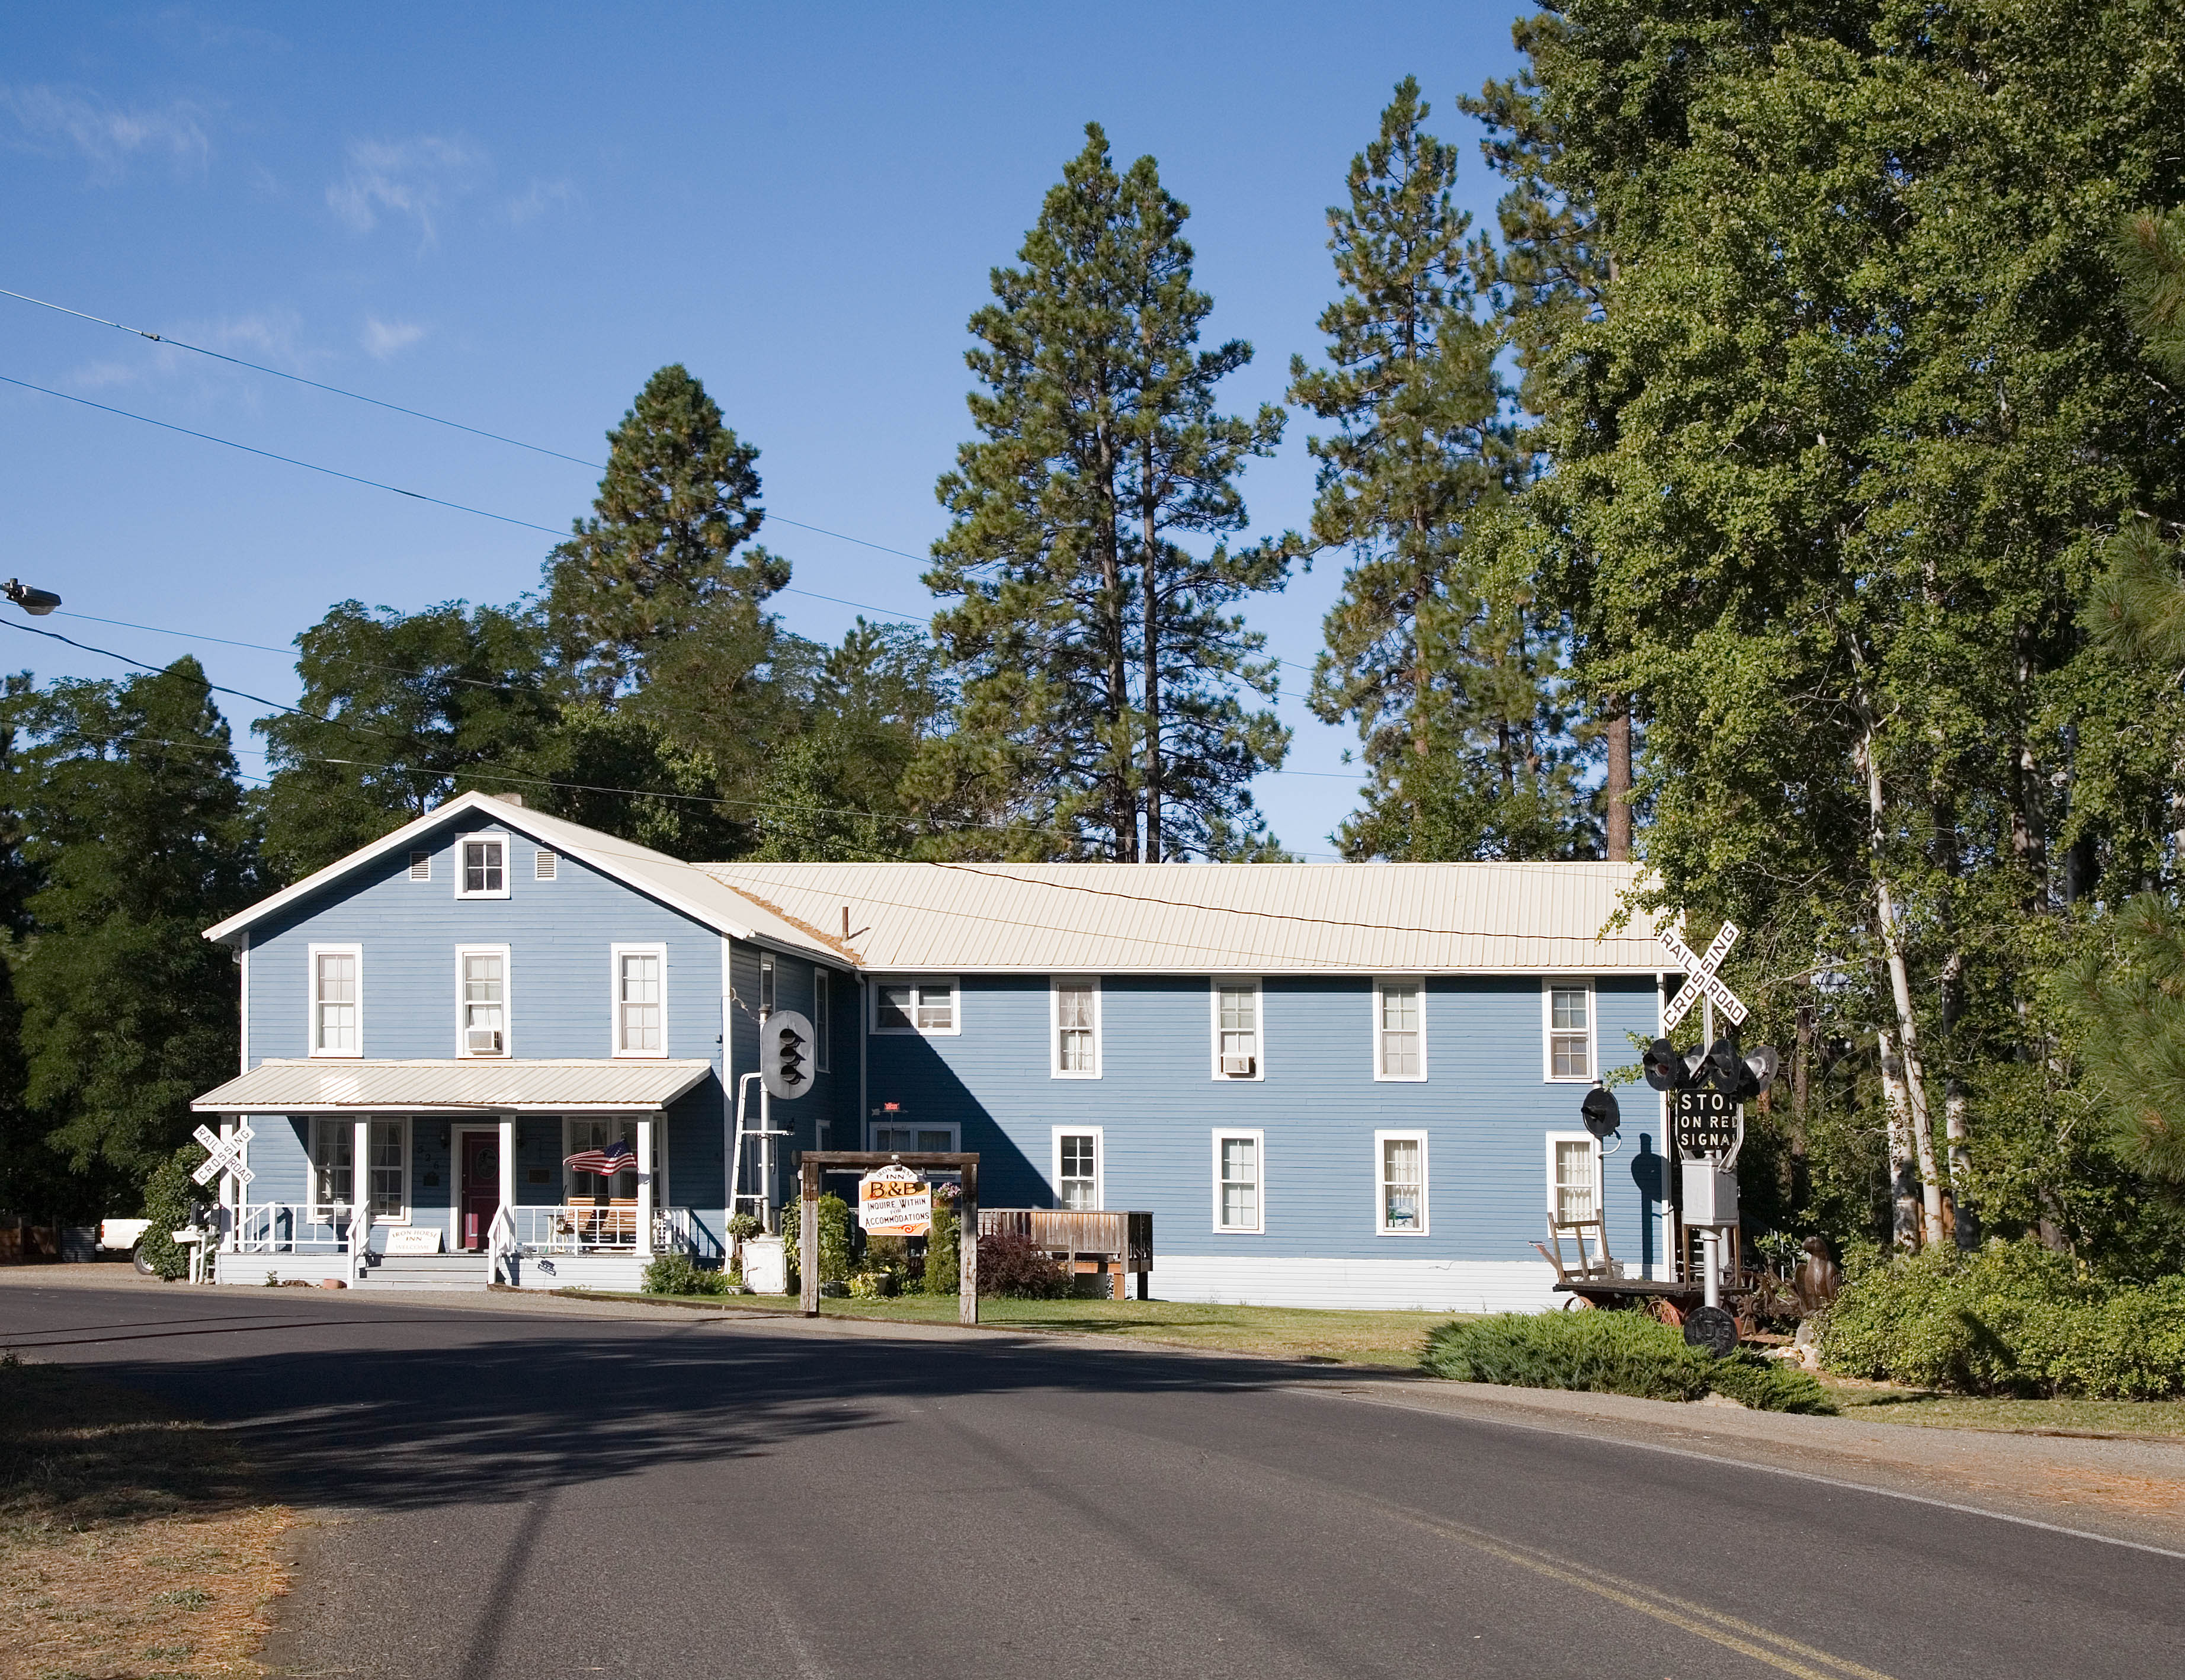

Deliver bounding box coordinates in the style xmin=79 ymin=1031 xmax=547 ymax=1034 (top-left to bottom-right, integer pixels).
xmin=0 ymin=1354 xmax=294 ymax=1680
xmin=1817 ymin=1375 xmax=2185 ymax=1438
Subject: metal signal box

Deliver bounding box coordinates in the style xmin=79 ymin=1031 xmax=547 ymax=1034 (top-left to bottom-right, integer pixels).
xmin=1681 ymin=1161 xmax=1740 ymax=1228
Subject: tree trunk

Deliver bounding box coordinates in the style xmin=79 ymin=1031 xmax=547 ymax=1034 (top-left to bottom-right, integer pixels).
xmin=1604 ymin=696 xmax=1632 ymax=861
xmin=1142 ymin=451 xmax=1162 ymax=863
xmin=1877 ymin=1027 xmax=1923 ymax=1252
xmin=1858 ymin=715 xmax=1945 ymax=1247
xmin=1095 ymin=422 xmax=1134 ymax=861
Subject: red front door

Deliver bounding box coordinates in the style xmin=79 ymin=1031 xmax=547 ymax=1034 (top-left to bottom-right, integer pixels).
xmin=460 ymin=1133 xmax=501 ymax=1251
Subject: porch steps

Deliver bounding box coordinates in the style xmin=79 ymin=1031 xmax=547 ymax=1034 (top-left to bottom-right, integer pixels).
xmin=353 ymin=1253 xmax=489 ymax=1291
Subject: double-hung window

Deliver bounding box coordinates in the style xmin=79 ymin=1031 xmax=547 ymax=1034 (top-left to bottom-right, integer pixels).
xmin=457 ymin=947 xmax=510 ymax=1056
xmin=759 ymin=951 xmax=776 ymax=1015
xmin=1375 ymin=980 xmax=1425 ymax=1080
xmin=1376 ymin=1130 xmax=1428 ymax=1235
xmin=1054 ymin=1128 xmax=1101 ymax=1211
xmin=613 ymin=945 xmax=665 ymax=1056
xmin=871 ymin=1120 xmax=959 ymax=1153
xmin=874 ymin=979 xmax=958 ymax=1035
xmin=1052 ymin=979 xmax=1100 ymax=1078
xmin=457 ymin=834 xmax=508 ymax=898
xmin=310 ymin=945 xmax=362 ymax=1057
xmin=310 ymin=1121 xmax=352 ymax=1216
xmin=367 ymin=1120 xmax=408 ymax=1221
xmin=1213 ymin=980 xmax=1261 ymax=1078
xmin=1549 ymin=1134 xmax=1601 ymax=1225
xmin=565 ymin=1116 xmax=640 ymax=1204
xmin=1545 ymin=982 xmax=1594 ymax=1081
xmin=1213 ymin=1130 xmax=1263 ymax=1233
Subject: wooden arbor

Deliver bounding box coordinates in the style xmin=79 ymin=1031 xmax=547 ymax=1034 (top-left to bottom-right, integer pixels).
xmin=796 ymin=1151 xmax=979 ymax=1325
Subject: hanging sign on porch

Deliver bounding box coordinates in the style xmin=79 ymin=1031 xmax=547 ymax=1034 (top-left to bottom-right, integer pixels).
xmin=858 ymin=1163 xmax=931 ymax=1236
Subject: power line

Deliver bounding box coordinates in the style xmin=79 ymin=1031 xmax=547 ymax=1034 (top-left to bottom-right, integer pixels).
xmin=3 ymin=284 xmax=1324 ymax=674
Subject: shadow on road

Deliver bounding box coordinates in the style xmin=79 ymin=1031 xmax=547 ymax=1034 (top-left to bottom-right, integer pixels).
xmin=85 ymin=1316 xmax=1379 ymax=1512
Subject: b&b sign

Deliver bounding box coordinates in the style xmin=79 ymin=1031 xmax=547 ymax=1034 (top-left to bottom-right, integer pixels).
xmin=1672 ymin=1088 xmax=1739 ymax=1159
xmin=858 ymin=1163 xmax=931 ymax=1236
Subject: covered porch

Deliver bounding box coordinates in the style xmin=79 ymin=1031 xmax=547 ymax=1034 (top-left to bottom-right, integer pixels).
xmin=190 ymin=1059 xmax=725 ymax=1290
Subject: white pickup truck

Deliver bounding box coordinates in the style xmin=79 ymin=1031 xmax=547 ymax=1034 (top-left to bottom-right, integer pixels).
xmin=99 ymin=1217 xmax=155 ymax=1272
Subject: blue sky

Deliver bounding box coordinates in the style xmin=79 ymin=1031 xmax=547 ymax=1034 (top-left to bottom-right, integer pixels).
xmin=3 ymin=2 xmax=1529 ymax=857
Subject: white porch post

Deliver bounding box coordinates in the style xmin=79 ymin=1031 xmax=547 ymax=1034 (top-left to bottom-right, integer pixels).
xmin=217 ymin=1118 xmax=238 ymax=1253
xmin=635 ymin=1114 xmax=655 ymax=1258
xmin=498 ymin=1115 xmax=516 ymax=1220
xmin=351 ymin=1115 xmax=371 ymax=1279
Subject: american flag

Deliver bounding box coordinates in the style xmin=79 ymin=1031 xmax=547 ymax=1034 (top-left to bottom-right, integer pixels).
xmin=563 ymin=1139 xmax=638 ymax=1177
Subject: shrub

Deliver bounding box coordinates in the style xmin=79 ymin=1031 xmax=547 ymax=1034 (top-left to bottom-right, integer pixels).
xmin=1423 ymin=1311 xmax=1714 ymax=1400
xmin=976 ymin=1232 xmax=1068 ymax=1299
xmin=778 ymin=1194 xmax=854 ymax=1289
xmin=725 ymin=1213 xmax=763 ymax=1243
xmin=139 ymin=1143 xmax=209 ymax=1281
xmin=922 ymin=1186 xmax=960 ymax=1296
xmin=1821 ymin=1239 xmax=2185 ymax=1398
xmin=1705 ymin=1353 xmax=1834 ymax=1414
xmin=642 ymin=1252 xmax=728 ymax=1296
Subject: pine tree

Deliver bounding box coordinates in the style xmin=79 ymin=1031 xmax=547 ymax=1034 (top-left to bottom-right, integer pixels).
xmin=917 ymin=125 xmax=1293 ymax=861
xmin=1294 ymin=80 xmax=1581 ymax=860
xmin=257 ymin=598 xmax=554 ymax=880
xmin=9 ymin=660 xmax=258 ymax=1189
xmin=545 ymin=364 xmax=790 ymax=700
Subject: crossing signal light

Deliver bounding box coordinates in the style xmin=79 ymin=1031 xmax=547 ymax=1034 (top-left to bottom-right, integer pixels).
xmin=1702 ymin=1033 xmax=1780 ymax=1102
xmin=1581 ymin=1083 xmax=1622 ymax=1140
xmin=1643 ymin=1037 xmax=1705 ymax=1092
xmin=760 ymin=1008 xmax=817 ymax=1101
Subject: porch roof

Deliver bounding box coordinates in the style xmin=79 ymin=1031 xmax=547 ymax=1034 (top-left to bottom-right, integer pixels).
xmin=192 ymin=1058 xmax=714 ymax=1114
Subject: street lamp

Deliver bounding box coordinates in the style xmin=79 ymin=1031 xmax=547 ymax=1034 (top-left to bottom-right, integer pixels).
xmin=3 ymin=578 xmax=61 ymax=616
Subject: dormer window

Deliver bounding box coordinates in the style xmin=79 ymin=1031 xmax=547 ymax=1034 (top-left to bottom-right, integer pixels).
xmin=457 ymin=835 xmax=509 ymax=899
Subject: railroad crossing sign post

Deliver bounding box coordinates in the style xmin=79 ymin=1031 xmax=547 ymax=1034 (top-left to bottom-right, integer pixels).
xmin=191 ymin=1122 xmax=254 ymax=1190
xmin=1656 ymin=924 xmax=1751 ymax=1320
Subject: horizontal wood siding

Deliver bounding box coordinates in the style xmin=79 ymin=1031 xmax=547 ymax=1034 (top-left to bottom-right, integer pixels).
xmin=864 ymin=973 xmax=1662 ymax=1269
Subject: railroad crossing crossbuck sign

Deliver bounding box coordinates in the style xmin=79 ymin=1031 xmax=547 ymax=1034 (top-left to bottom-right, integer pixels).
xmin=191 ymin=1123 xmax=255 ymax=1188
xmin=1657 ymin=921 xmax=1748 ymax=1032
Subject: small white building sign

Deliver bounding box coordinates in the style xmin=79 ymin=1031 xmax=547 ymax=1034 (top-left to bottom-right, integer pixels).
xmin=858 ymin=1164 xmax=931 ymax=1236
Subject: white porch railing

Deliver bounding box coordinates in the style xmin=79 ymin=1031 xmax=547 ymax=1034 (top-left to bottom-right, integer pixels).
xmin=232 ymin=1203 xmax=348 ymax=1254
xmin=502 ymin=1204 xmax=720 ymax=1260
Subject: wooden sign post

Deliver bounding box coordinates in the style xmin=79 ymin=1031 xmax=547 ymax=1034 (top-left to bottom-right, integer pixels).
xmin=797 ymin=1151 xmax=980 ymax=1326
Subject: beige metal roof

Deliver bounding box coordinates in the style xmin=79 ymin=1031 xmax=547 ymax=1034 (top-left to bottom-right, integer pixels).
xmin=699 ymin=861 xmax=1664 ymax=974
xmin=193 ymin=1059 xmax=715 ymax=1113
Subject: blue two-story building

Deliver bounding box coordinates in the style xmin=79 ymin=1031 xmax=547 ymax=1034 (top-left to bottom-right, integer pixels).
xmin=193 ymin=789 xmax=1673 ymax=1308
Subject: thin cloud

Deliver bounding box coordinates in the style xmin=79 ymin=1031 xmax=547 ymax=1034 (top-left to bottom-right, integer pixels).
xmin=1 ymin=84 xmax=211 ymax=181
xmin=361 ymin=317 xmax=427 ymax=361
xmin=326 ymin=134 xmax=489 ymax=242
xmin=507 ymin=178 xmax=578 ymax=226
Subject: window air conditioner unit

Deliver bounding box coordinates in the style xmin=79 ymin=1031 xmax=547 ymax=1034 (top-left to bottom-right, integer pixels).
xmin=467 ymin=1028 xmax=503 ymax=1055
xmin=1221 ymin=1054 xmax=1255 ymax=1077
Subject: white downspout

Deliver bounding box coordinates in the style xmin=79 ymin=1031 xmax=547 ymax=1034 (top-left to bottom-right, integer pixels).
xmin=635 ymin=1114 xmax=656 ymax=1259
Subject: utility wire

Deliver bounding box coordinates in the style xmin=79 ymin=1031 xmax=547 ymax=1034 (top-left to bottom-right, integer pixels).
xmin=3 ymin=284 xmax=1324 ymax=674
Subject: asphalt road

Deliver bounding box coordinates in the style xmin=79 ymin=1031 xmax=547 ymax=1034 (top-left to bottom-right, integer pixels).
xmin=4 ymin=1281 xmax=2179 ymax=1680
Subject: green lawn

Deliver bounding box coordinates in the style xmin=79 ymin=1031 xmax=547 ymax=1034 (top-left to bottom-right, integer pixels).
xmin=1817 ymin=1377 xmax=2185 ymax=1437
xmin=582 ymin=1289 xmax=1458 ymax=1368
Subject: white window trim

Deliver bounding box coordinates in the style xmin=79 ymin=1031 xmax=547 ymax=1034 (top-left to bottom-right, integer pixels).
xmin=815 ymin=969 xmax=831 ymax=1073
xmin=306 ymin=942 xmax=363 ymax=1060
xmin=454 ymin=944 xmax=513 ymax=1059
xmin=307 ymin=1117 xmax=409 ymax=1224
xmin=1374 ymin=1128 xmax=1430 ymax=1236
xmin=610 ymin=942 xmax=669 ymax=1059
xmin=307 ymin=1116 xmax=352 ymax=1220
xmin=1542 ymin=978 xmax=1598 ymax=1083
xmin=870 ymin=976 xmax=962 ymax=1037
xmin=758 ymin=951 xmax=776 ymax=1016
xmin=366 ymin=1117 xmax=412 ymax=1226
xmin=866 ymin=1118 xmax=960 ymax=1152
xmin=454 ymin=831 xmax=512 ymax=900
xmin=1209 ymin=977 xmax=1265 ymax=1081
xmin=1370 ymin=977 xmax=1429 ymax=1083
xmin=1545 ymin=1130 xmax=1606 ymax=1225
xmin=1049 ymin=976 xmax=1102 ymax=1079
xmin=1211 ymin=1128 xmax=1265 ymax=1235
xmin=1051 ymin=1124 xmax=1103 ymax=1211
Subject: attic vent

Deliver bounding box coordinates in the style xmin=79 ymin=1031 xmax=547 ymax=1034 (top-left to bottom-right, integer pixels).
xmin=535 ymin=848 xmax=558 ymax=881
xmin=408 ymin=851 xmax=431 ymax=881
